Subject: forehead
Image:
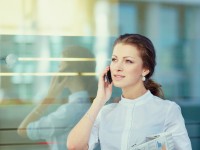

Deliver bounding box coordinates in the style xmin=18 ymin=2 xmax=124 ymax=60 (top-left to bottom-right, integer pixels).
xmin=112 ymin=43 xmax=141 ymax=58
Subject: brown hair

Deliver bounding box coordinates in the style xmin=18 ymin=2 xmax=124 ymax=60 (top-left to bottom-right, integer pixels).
xmin=113 ymin=34 xmax=164 ymax=99
xmin=62 ymin=46 xmax=97 ymax=99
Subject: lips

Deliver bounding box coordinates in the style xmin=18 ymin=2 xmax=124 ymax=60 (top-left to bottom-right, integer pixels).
xmin=113 ymin=74 xmax=125 ymax=80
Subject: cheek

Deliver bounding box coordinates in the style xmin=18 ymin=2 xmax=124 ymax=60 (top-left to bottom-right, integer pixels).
xmin=110 ymin=63 xmax=114 ymax=72
xmin=126 ymin=66 xmax=143 ymax=78
xmin=110 ymin=63 xmax=143 ymax=77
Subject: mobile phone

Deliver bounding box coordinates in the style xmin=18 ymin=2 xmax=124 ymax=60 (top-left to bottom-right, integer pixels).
xmin=105 ymin=69 xmax=112 ymax=84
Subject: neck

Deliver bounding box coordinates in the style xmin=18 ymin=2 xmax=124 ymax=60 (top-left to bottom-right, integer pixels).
xmin=122 ymin=83 xmax=147 ymax=100
xmin=69 ymin=78 xmax=86 ymax=93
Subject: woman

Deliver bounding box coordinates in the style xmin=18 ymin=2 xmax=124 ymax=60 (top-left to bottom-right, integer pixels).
xmin=18 ymin=46 xmax=97 ymax=150
xmin=67 ymin=34 xmax=192 ymax=150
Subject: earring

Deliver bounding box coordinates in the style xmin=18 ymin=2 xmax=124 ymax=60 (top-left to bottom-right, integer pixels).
xmin=142 ymin=76 xmax=146 ymax=81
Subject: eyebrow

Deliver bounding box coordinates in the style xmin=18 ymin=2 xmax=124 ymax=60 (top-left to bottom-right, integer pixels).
xmin=112 ymin=55 xmax=134 ymax=59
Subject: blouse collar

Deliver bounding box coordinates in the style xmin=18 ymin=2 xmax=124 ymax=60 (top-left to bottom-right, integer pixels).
xmin=68 ymin=91 xmax=90 ymax=103
xmin=119 ymin=90 xmax=153 ymax=106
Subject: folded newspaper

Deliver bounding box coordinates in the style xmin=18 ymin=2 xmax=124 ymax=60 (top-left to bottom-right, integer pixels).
xmin=130 ymin=132 xmax=174 ymax=150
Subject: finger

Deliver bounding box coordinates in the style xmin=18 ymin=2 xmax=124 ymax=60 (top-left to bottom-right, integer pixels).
xmin=108 ymin=82 xmax=113 ymax=90
xmin=98 ymin=66 xmax=111 ymax=89
xmin=50 ymin=76 xmax=57 ymax=84
xmin=63 ymin=76 xmax=68 ymax=83
xmin=60 ymin=77 xmax=68 ymax=86
xmin=100 ymin=66 xmax=110 ymax=80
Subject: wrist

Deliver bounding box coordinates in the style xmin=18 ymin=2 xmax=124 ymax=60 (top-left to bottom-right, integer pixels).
xmin=93 ymin=97 xmax=106 ymax=107
xmin=41 ymin=96 xmax=55 ymax=104
xmin=46 ymin=92 xmax=56 ymax=99
xmin=34 ymin=110 xmax=42 ymax=116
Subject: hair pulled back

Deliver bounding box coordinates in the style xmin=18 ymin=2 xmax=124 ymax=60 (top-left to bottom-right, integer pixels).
xmin=113 ymin=34 xmax=164 ymax=99
xmin=62 ymin=46 xmax=97 ymax=98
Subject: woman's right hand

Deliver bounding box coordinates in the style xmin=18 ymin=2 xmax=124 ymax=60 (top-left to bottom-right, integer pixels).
xmin=96 ymin=66 xmax=113 ymax=104
xmin=43 ymin=75 xmax=68 ymax=104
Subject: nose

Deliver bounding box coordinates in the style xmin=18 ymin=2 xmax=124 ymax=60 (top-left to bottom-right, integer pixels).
xmin=114 ymin=61 xmax=124 ymax=71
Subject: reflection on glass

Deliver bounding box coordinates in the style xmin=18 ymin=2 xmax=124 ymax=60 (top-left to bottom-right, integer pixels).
xmin=17 ymin=46 xmax=97 ymax=150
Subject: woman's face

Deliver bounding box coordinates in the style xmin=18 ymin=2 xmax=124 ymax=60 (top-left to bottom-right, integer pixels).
xmin=110 ymin=43 xmax=149 ymax=89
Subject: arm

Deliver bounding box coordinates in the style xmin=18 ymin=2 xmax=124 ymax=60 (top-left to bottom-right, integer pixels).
xmin=17 ymin=76 xmax=67 ymax=137
xmin=67 ymin=66 xmax=112 ymax=150
xmin=17 ymin=98 xmax=53 ymax=137
xmin=164 ymin=102 xmax=192 ymax=150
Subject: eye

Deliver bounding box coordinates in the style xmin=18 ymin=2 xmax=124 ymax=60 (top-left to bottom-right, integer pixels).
xmin=125 ymin=59 xmax=133 ymax=63
xmin=111 ymin=58 xmax=117 ymax=62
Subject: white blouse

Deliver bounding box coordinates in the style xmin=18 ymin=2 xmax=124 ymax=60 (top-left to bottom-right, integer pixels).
xmin=89 ymin=90 xmax=192 ymax=150
xmin=27 ymin=91 xmax=91 ymax=150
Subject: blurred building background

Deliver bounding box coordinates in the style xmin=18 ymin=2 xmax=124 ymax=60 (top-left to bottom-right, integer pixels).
xmin=0 ymin=0 xmax=200 ymax=150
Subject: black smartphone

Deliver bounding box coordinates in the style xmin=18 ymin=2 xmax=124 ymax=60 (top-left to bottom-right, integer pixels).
xmin=105 ymin=69 xmax=112 ymax=84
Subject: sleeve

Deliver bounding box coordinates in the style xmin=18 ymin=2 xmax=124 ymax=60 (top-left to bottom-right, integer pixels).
xmin=164 ymin=102 xmax=192 ymax=150
xmin=27 ymin=115 xmax=55 ymax=140
xmin=27 ymin=104 xmax=85 ymax=140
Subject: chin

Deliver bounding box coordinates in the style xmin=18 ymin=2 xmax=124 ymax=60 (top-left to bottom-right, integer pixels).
xmin=113 ymin=82 xmax=124 ymax=88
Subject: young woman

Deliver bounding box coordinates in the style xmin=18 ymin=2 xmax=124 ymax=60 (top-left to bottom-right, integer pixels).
xmin=67 ymin=34 xmax=192 ymax=150
xmin=17 ymin=46 xmax=97 ymax=150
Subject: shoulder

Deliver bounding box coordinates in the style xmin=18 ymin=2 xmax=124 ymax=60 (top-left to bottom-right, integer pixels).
xmin=150 ymin=95 xmax=181 ymax=113
xmin=147 ymin=96 xmax=184 ymax=124
xmin=153 ymin=95 xmax=180 ymax=107
xmin=55 ymin=103 xmax=91 ymax=112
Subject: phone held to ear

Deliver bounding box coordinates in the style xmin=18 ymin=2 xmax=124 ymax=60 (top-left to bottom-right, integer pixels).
xmin=104 ymin=69 xmax=112 ymax=84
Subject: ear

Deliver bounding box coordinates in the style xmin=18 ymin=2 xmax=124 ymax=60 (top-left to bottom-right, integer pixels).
xmin=142 ymin=68 xmax=150 ymax=76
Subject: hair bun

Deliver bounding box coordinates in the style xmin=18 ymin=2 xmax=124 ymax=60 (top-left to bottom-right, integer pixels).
xmin=144 ymin=79 xmax=164 ymax=99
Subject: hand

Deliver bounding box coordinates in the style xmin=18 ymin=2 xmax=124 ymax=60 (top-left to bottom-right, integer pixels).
xmin=45 ymin=75 xmax=68 ymax=103
xmin=96 ymin=66 xmax=113 ymax=104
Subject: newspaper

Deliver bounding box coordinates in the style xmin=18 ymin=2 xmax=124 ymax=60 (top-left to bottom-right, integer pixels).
xmin=130 ymin=132 xmax=174 ymax=150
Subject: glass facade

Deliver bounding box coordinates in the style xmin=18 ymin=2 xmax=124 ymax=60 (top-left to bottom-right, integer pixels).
xmin=0 ymin=0 xmax=200 ymax=149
